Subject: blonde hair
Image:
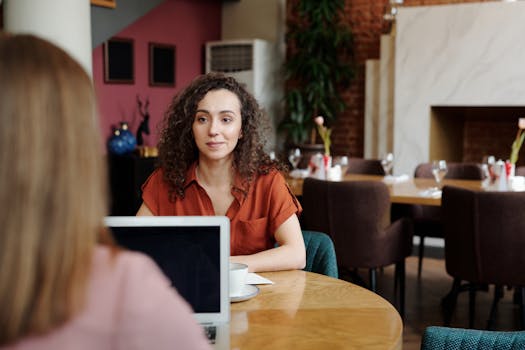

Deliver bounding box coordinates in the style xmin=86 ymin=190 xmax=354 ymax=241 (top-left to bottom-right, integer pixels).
xmin=0 ymin=34 xmax=108 ymax=344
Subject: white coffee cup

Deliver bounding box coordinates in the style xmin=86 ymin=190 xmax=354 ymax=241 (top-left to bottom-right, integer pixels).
xmin=229 ymin=262 xmax=248 ymax=297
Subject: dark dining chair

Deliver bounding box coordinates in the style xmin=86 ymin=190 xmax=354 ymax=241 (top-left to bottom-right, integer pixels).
xmin=411 ymin=162 xmax=483 ymax=277
xmin=346 ymin=157 xmax=385 ymax=175
xmin=441 ymin=186 xmax=525 ymax=329
xmin=300 ymin=177 xmax=330 ymax=233
xmin=421 ymin=326 xmax=525 ymax=350
xmin=301 ymin=177 xmax=413 ymax=318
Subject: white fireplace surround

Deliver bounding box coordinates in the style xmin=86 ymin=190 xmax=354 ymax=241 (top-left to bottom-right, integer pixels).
xmin=391 ymin=1 xmax=525 ymax=175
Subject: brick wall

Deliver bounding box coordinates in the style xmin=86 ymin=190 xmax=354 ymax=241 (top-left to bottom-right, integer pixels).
xmin=288 ymin=0 xmax=498 ymax=159
xmin=464 ymin=120 xmax=517 ymax=164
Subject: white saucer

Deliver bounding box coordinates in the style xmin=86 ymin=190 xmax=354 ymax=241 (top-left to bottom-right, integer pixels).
xmin=230 ymin=284 xmax=259 ymax=303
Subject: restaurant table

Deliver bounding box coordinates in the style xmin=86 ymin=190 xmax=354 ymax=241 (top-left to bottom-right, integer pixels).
xmin=286 ymin=174 xmax=483 ymax=206
xmin=230 ymin=270 xmax=402 ymax=350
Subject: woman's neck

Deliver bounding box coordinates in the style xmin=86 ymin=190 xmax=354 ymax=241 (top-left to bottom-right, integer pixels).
xmin=196 ymin=157 xmax=234 ymax=188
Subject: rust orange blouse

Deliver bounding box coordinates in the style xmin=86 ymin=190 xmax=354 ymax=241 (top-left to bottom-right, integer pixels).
xmin=141 ymin=163 xmax=302 ymax=256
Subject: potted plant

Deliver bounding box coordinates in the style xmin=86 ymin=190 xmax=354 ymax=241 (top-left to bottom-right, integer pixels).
xmin=278 ymin=0 xmax=355 ymax=153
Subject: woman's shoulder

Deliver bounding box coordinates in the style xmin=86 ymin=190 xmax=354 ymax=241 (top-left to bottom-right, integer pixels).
xmin=91 ymin=246 xmax=173 ymax=300
xmin=246 ymin=168 xmax=289 ymax=197
xmin=255 ymin=167 xmax=285 ymax=184
xmin=78 ymin=248 xmax=210 ymax=349
xmin=90 ymin=246 xmax=175 ymax=318
xmin=93 ymin=246 xmax=165 ymax=281
xmin=142 ymin=167 xmax=172 ymax=192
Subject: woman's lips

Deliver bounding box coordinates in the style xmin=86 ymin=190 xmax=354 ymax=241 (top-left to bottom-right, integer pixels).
xmin=206 ymin=142 xmax=224 ymax=149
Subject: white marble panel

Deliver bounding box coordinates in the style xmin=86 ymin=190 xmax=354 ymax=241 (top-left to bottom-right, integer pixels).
xmin=379 ymin=34 xmax=395 ymax=159
xmin=394 ymin=2 xmax=525 ymax=175
xmin=365 ymin=59 xmax=380 ymax=158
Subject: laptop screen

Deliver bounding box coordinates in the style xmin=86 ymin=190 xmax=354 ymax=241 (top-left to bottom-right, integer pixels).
xmin=104 ymin=216 xmax=230 ymax=321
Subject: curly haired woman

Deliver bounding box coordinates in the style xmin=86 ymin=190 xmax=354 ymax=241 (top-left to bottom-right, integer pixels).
xmin=137 ymin=73 xmax=305 ymax=272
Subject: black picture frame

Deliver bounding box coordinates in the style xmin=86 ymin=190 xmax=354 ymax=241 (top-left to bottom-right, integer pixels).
xmin=104 ymin=37 xmax=134 ymax=84
xmin=149 ymin=43 xmax=176 ymax=87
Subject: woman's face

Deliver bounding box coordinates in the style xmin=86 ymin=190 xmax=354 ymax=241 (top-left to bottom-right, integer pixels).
xmin=192 ymin=88 xmax=242 ymax=163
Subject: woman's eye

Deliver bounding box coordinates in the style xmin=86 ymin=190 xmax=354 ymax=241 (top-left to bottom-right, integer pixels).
xmin=196 ymin=116 xmax=207 ymax=123
xmin=222 ymin=117 xmax=233 ymax=123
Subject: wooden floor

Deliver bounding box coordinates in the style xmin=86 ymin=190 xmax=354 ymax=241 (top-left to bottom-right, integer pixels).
xmin=340 ymin=246 xmax=523 ymax=350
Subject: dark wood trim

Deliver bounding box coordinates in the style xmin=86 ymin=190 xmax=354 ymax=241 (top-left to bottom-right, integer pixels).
xmin=91 ymin=0 xmax=116 ymax=9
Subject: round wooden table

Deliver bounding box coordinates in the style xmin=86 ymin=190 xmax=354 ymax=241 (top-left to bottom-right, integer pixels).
xmin=230 ymin=270 xmax=403 ymax=350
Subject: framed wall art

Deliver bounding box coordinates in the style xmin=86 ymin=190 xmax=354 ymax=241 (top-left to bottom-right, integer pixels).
xmin=104 ymin=37 xmax=134 ymax=84
xmin=149 ymin=42 xmax=176 ymax=87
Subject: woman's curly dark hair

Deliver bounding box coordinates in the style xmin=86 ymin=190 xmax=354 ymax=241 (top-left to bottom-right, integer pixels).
xmin=158 ymin=72 xmax=287 ymax=201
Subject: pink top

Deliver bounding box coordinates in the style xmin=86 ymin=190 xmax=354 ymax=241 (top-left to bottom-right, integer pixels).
xmin=2 ymin=246 xmax=211 ymax=350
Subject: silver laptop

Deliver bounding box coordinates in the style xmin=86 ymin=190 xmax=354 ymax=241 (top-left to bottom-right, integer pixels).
xmin=104 ymin=216 xmax=230 ymax=349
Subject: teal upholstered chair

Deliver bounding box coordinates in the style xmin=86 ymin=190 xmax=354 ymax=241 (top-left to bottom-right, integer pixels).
xmin=421 ymin=326 xmax=525 ymax=350
xmin=302 ymin=230 xmax=338 ymax=278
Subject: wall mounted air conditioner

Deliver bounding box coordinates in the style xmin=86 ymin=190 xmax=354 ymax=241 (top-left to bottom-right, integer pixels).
xmin=205 ymin=39 xmax=283 ymax=150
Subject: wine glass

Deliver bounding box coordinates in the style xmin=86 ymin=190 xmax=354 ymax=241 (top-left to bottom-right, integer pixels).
xmin=288 ymin=148 xmax=302 ymax=170
xmin=481 ymin=155 xmax=496 ymax=184
xmin=333 ymin=155 xmax=349 ymax=175
xmin=431 ymin=160 xmax=448 ymax=189
xmin=381 ymin=153 xmax=394 ymax=176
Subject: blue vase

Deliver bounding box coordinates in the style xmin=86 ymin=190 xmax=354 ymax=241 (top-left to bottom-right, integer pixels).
xmin=107 ymin=129 xmax=128 ymax=155
xmin=119 ymin=122 xmax=137 ymax=153
xmin=107 ymin=122 xmax=137 ymax=155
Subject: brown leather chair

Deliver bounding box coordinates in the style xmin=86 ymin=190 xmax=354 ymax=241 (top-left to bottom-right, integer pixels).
xmin=411 ymin=162 xmax=483 ymax=277
xmin=346 ymin=157 xmax=385 ymax=175
xmin=301 ymin=177 xmax=413 ymax=318
xmin=300 ymin=177 xmax=330 ymax=233
xmin=441 ymin=186 xmax=525 ymax=329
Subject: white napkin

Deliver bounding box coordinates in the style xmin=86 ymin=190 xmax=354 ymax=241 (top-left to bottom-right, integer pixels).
xmin=246 ymin=273 xmax=274 ymax=285
xmin=510 ymin=176 xmax=525 ymax=191
xmin=382 ymin=174 xmax=409 ymax=184
xmin=419 ymin=189 xmax=442 ymax=198
xmin=289 ymin=169 xmax=310 ymax=179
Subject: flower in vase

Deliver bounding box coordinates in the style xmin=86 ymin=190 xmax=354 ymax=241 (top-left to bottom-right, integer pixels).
xmin=509 ymin=118 xmax=525 ymax=164
xmin=314 ymin=116 xmax=332 ymax=156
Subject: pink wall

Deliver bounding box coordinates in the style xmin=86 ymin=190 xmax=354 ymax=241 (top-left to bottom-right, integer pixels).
xmin=92 ymin=0 xmax=221 ymax=149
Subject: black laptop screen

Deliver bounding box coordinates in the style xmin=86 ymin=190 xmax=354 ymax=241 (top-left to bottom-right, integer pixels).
xmin=109 ymin=226 xmax=221 ymax=313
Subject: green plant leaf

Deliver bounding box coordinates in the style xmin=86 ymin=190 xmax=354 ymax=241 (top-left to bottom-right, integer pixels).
xmin=279 ymin=0 xmax=355 ymax=145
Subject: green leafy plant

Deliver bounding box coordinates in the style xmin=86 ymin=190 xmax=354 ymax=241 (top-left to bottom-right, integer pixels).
xmin=510 ymin=118 xmax=525 ymax=164
xmin=278 ymin=0 xmax=355 ymax=145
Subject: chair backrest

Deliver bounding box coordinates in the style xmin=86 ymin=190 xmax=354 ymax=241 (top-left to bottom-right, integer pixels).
xmin=414 ymin=162 xmax=483 ymax=180
xmin=302 ymin=230 xmax=338 ymax=278
xmin=327 ymin=181 xmax=412 ymax=268
xmin=441 ymin=186 xmax=479 ymax=282
xmin=346 ymin=158 xmax=385 ymax=175
xmin=300 ymin=177 xmax=330 ymax=234
xmin=442 ymin=186 xmax=525 ymax=286
xmin=421 ymin=326 xmax=525 ymax=350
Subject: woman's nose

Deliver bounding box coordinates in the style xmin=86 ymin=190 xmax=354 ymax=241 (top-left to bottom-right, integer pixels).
xmin=208 ymin=119 xmax=219 ymax=136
